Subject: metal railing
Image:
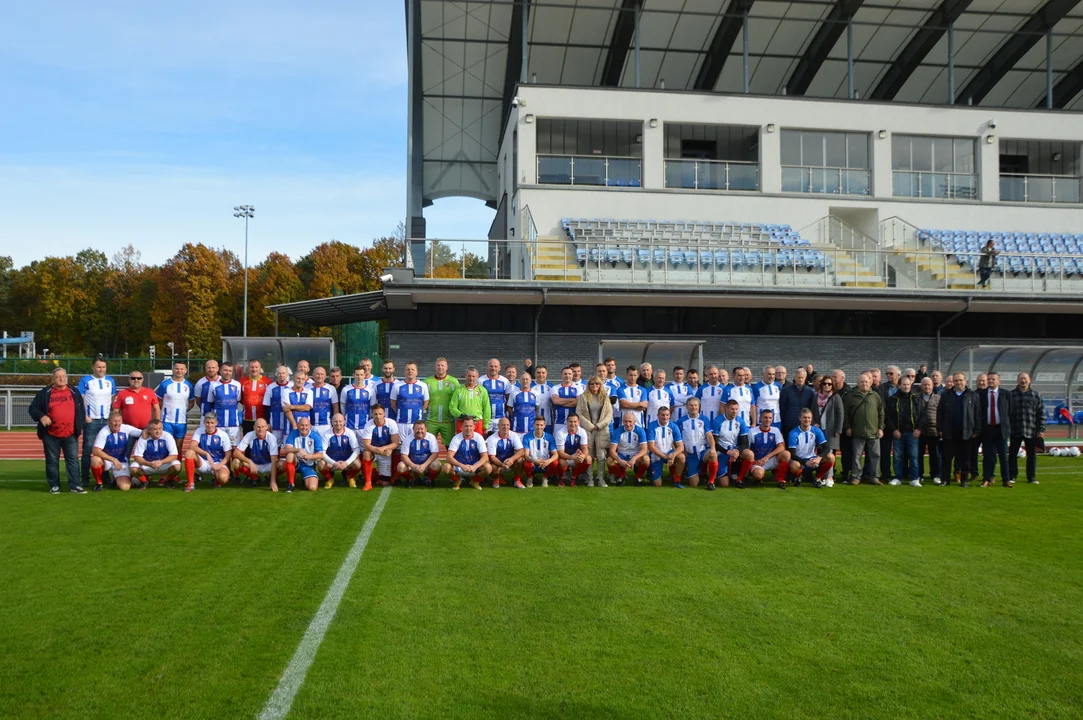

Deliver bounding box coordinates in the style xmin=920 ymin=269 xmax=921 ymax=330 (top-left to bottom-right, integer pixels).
xmin=663 ymin=159 xmax=759 ymax=191
xmin=1 ymin=387 xmax=36 ymax=429
xmin=536 ymin=154 xmax=642 ymax=187
xmin=893 ymin=171 xmax=978 ymax=200
xmin=1000 ymin=174 xmax=1082 ymax=204
xmin=781 ymin=166 xmax=870 ymax=195
xmin=407 ymin=237 xmax=1083 ymax=294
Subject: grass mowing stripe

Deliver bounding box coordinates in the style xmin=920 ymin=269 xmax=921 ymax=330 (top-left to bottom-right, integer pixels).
xmin=257 ymin=486 xmax=391 ymax=720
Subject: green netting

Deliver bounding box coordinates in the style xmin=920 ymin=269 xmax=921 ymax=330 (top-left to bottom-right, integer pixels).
xmin=331 ymin=322 xmax=383 ymax=372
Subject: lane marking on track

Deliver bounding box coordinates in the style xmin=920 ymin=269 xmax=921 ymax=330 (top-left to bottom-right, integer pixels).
xmin=257 ymin=486 xmax=392 ymax=720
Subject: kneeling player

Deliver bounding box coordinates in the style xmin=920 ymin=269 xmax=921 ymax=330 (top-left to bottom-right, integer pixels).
xmin=678 ymin=398 xmax=711 ymax=488
xmin=130 ymin=420 xmax=181 ymax=488
xmin=281 ymin=416 xmax=325 ymax=493
xmin=523 ymin=416 xmax=559 ymax=487
xmin=398 ymin=420 xmax=440 ymax=487
xmin=486 ymin=417 xmax=526 ymax=489
xmin=90 ymin=410 xmax=144 ymax=491
xmin=706 ymin=399 xmax=753 ymax=488
xmin=320 ymin=413 xmax=361 ymax=488
xmin=184 ymin=412 xmax=233 ymax=492
xmin=607 ymin=411 xmax=650 ymax=486
xmin=646 ymin=406 xmax=685 ymax=488
xmin=443 ymin=416 xmax=491 ymax=490
xmin=786 ymin=408 xmax=834 ymax=488
xmin=359 ymin=405 xmax=400 ymax=491
xmin=740 ymin=409 xmax=790 ymax=489
xmin=555 ymin=413 xmax=591 ymax=486
xmin=232 ymin=418 xmax=281 ymax=490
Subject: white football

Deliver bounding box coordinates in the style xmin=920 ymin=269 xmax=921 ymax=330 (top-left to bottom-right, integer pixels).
xmin=1017 ymin=447 xmax=1027 ymax=458
xmin=1050 ymin=447 xmax=1063 ymax=457
xmin=1070 ymin=446 xmax=1081 ymax=457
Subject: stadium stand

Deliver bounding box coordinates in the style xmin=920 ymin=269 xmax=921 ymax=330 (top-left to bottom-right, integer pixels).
xmin=919 ymin=229 xmax=1083 ymax=277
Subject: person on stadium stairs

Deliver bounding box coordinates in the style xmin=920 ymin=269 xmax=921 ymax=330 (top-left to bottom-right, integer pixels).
xmin=555 ymin=413 xmax=591 ymax=486
xmin=184 ymin=412 xmax=232 ymax=491
xmin=786 ymin=408 xmax=834 ymax=488
xmin=423 ymin=357 xmax=460 ymax=448
xmin=359 ymin=404 xmax=400 ymax=491
xmin=486 ymin=417 xmax=526 ymax=488
xmin=156 ymin=361 xmax=194 ymax=444
xmin=90 ymin=410 xmax=144 ymax=491
xmin=550 ymin=367 xmax=581 ymax=438
xmin=444 ymin=415 xmax=491 ymax=490
xmin=743 ymin=408 xmax=790 ymax=490
xmin=450 ymin=366 xmax=491 ymax=437
xmin=678 ymin=397 xmax=710 ymax=488
xmin=481 ymin=357 xmax=512 ymax=435
xmin=231 ymin=418 xmax=280 ymax=490
xmin=262 ymin=366 xmax=292 ymax=444
xmin=78 ymin=357 xmax=116 ymax=488
xmin=607 ymin=411 xmax=649 ymax=487
xmin=524 ymin=416 xmax=559 ymax=488
xmin=646 ymin=405 xmax=684 ymax=488
xmin=309 ymin=366 xmax=340 ymax=439
xmin=398 ymin=419 xmax=441 ymax=488
xmin=319 ymin=413 xmax=361 ymax=489
xmin=130 ymin=419 xmax=182 ymax=489
xmin=576 ymin=376 xmax=613 ymax=486
xmin=281 ymin=416 xmax=324 ymax=493
xmin=706 ymin=399 xmax=753 ymax=488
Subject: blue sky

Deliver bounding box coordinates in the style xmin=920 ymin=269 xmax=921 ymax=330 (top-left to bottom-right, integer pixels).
xmin=0 ymin=0 xmax=492 ymax=268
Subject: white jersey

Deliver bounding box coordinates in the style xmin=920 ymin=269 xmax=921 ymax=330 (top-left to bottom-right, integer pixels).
xmin=727 ymin=385 xmax=754 ymax=425
xmin=236 ymin=431 xmax=279 ymax=465
xmin=321 ymin=428 xmax=360 ymax=464
xmin=613 ymin=425 xmax=648 ymax=457
xmin=712 ymin=415 xmax=750 ymax=450
xmin=93 ymin=424 xmax=142 ymax=459
xmin=486 ymin=432 xmax=524 ymax=462
xmin=667 ymin=382 xmax=695 ymax=422
xmin=192 ymin=376 xmax=221 ymax=414
xmin=359 ymin=419 xmax=400 ymax=447
xmin=645 ymin=421 xmax=682 ymax=458
xmin=132 ymin=433 xmax=180 ymax=463
xmin=616 ymin=385 xmax=646 ymax=426
xmin=531 ymin=382 xmax=554 ymax=425
xmin=78 ymin=375 xmax=117 ymax=420
xmin=679 ymin=416 xmax=710 ymax=455
xmin=524 ymin=432 xmax=557 ymax=463
xmin=155 ymin=378 xmax=194 ymax=424
xmin=554 ymin=426 xmax=590 ymax=455
xmin=753 ymin=381 xmax=781 ymax=423
xmin=644 ymin=386 xmax=676 ymax=426
xmin=696 ymin=383 xmax=727 ymax=423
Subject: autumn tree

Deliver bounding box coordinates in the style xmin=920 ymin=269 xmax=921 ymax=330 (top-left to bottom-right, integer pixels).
xmin=151 ymin=243 xmax=235 ymax=355
xmin=248 ymin=252 xmax=305 ymax=336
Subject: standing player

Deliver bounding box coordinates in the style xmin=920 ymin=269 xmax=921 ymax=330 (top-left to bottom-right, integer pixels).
xmin=156 ymin=361 xmax=194 ymax=444
xmin=112 ymin=371 xmax=159 ymax=429
xmin=727 ymin=368 xmax=754 ymax=426
xmin=617 ymin=366 xmax=647 ymax=427
xmin=443 ymin=416 xmax=490 ymax=490
xmin=554 ymin=413 xmax=591 ymax=486
xmin=570 ymin=362 xmax=586 ymax=394
xmin=283 ymin=373 xmax=314 ymax=430
xmin=239 ymin=360 xmax=269 ymax=436
xmin=262 ymin=366 xmax=292 ymax=443
xmin=607 ymin=412 xmax=650 ymax=486
xmin=309 ymin=367 xmax=340 ymax=437
xmin=390 ymin=361 xmax=429 ymax=447
xmin=183 ymin=413 xmax=232 ymax=491
xmin=450 ymin=366 xmax=491 ymax=436
xmin=398 ymin=419 xmax=441 ymax=487
xmin=423 ymin=357 xmax=460 ymax=448
xmin=523 ymin=416 xmax=559 ymax=487
xmin=706 ymin=399 xmax=753 ymax=488
xmin=786 ymin=408 xmax=834 ymax=488
xmin=89 ymin=410 xmax=143 ymax=491
xmin=374 ymin=360 xmax=400 ymax=412
xmin=486 ymin=417 xmax=526 ymax=488
xmin=696 ymin=365 xmax=727 ymax=425
xmin=130 ymin=420 xmax=181 ymax=488
xmin=192 ymin=359 xmax=221 ymax=415
xmin=359 ymin=405 xmax=400 ymax=491
xmin=646 ymin=406 xmax=684 ymax=488
xmin=358 ymin=358 xmax=377 ymax=390
xmin=292 ymin=360 xmax=315 ymax=389
xmin=232 ymin=418 xmax=280 ymax=490
xmin=319 ymin=413 xmax=361 ymax=488
xmin=341 ymin=366 xmax=376 ymax=434
xmin=532 ymin=365 xmax=554 ymax=432
xmin=209 ymin=363 xmax=243 ymax=445
xmin=508 ymin=372 xmax=539 ymax=437
xmin=645 ymin=370 xmax=676 ymax=427
xmin=686 ymin=368 xmax=701 ymax=395
xmin=504 ymin=364 xmax=518 ymax=386
xmin=678 ymin=397 xmax=710 ymax=488
xmin=79 ymin=358 xmax=116 ymax=488
xmin=550 ymin=367 xmax=580 ymax=437
xmin=751 ymin=366 xmax=781 ymax=428
xmin=481 ymin=358 xmax=511 ymax=434
xmin=281 ymin=416 xmax=324 ymax=493
xmin=667 ymin=367 xmax=695 ymax=423
xmin=742 ymin=409 xmax=790 ymax=489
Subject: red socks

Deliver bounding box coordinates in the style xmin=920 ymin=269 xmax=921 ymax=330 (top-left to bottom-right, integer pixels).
xmin=737 ymin=458 xmax=753 ymax=482
xmin=523 ymin=461 xmax=534 ymax=475
xmin=634 ymin=462 xmax=647 ymax=480
xmin=184 ymin=458 xmax=195 ymax=485
xmin=816 ymin=461 xmax=832 ymax=479
xmin=706 ymin=459 xmax=719 ymax=485
xmin=91 ymin=465 xmax=104 ymax=486
xmin=285 ymin=462 xmax=296 ymax=486
xmin=322 ymin=468 xmax=334 ymax=482
xmin=362 ymin=458 xmax=373 ymax=485
xmin=428 ymin=467 xmax=440 ymax=482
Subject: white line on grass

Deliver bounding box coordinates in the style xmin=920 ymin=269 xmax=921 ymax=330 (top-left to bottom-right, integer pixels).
xmin=257 ymin=486 xmax=392 ymax=720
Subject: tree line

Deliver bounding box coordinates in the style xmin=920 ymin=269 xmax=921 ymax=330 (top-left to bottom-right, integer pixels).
xmin=0 ymin=233 xmax=486 ymax=357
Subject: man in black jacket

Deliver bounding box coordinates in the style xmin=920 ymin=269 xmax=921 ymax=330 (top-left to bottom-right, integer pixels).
xmin=832 ymin=369 xmax=851 ymax=482
xmin=936 ymin=372 xmax=981 ymax=487
xmin=885 ymin=376 xmax=920 ymax=485
xmin=877 ymin=366 xmax=901 ymax=479
xmin=980 ymin=371 xmax=1012 ymax=487
xmin=28 ymin=368 xmax=88 ymax=493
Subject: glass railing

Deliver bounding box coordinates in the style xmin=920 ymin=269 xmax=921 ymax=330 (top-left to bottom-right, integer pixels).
xmin=1000 ymin=174 xmax=1082 ymax=204
xmin=536 ymin=155 xmax=642 ymax=187
xmin=663 ymin=159 xmax=759 ymax=191
xmin=781 ymin=166 xmax=870 ymax=195
xmin=892 ymin=171 xmax=978 ymax=200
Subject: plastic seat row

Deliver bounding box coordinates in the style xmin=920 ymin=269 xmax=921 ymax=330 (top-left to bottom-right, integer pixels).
xmin=576 ymin=246 xmax=831 ymax=270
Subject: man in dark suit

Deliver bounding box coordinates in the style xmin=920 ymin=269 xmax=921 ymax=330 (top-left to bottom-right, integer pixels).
xmin=979 ymin=371 xmax=1012 ymax=487
xmin=936 ymin=371 xmax=981 ymax=487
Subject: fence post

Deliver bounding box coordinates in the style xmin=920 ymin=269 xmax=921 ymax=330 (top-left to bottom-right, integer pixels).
xmin=5 ymin=389 xmax=10 ymax=431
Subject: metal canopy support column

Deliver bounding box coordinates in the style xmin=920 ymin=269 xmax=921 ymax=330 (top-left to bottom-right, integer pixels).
xmin=1043 ymin=57 xmax=1083 ymax=108
xmin=634 ymin=0 xmax=641 ymax=88
xmin=406 ymin=0 xmax=426 ymax=271
xmin=786 ymin=0 xmax=866 ymax=97
xmin=522 ymin=0 xmax=529 ymax=83
xmin=847 ymin=15 xmax=855 ymax=98
xmin=869 ymin=0 xmax=973 ymax=101
xmin=601 ymin=0 xmax=638 ymax=87
xmin=694 ymin=0 xmax=754 ymax=91
xmin=743 ymin=7 xmax=750 ymax=93
xmin=1047 ymin=28 xmax=1054 ymax=109
xmin=948 ymin=21 xmax=955 ymax=103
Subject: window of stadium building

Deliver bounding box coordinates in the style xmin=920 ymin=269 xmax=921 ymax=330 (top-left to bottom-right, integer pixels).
xmin=780 ymin=130 xmax=870 ymax=196
xmin=892 ymin=135 xmax=977 ymax=200
xmin=663 ymin=123 xmax=759 ymax=192
xmin=535 ymin=119 xmax=643 ymax=188
xmin=998 ymin=139 xmax=1082 ymax=204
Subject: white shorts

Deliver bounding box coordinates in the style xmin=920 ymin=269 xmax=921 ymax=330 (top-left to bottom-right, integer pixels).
xmin=133 ymin=461 xmax=181 ymax=476
xmin=252 ymin=462 xmax=274 ymax=475
xmin=271 ymin=429 xmax=286 ymax=445
xmin=757 ymin=456 xmax=780 ymax=472
xmin=195 ymin=458 xmax=222 ymax=475
xmin=373 ymin=453 xmax=392 ymax=477
xmin=223 ymin=426 xmax=241 ymax=445
xmin=108 ymin=462 xmax=131 ymax=478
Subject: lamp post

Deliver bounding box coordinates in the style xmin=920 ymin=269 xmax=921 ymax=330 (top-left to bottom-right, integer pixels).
xmin=233 ymin=205 xmax=255 ymax=337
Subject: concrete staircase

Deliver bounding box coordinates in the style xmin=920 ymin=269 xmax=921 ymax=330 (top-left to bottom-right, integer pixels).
xmin=832 ymin=249 xmax=887 ymax=287
xmin=896 ymin=249 xmax=977 ymax=289
xmin=533 ymin=237 xmax=581 ymax=281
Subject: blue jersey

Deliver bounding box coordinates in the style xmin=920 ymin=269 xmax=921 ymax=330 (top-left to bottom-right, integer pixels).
xmin=481 ymin=375 xmax=511 ymax=420
xmin=508 ymin=388 xmax=539 ymax=434
xmin=192 ymin=376 xmax=220 ymax=415
xmin=93 ymin=424 xmax=140 ymax=461
xmin=555 ymin=427 xmax=589 ymax=454
xmin=284 ymin=429 xmax=324 ymax=467
xmin=341 ymin=385 xmax=375 ymax=429
xmin=788 ymin=426 xmax=827 ymax=459
xmin=448 ymin=433 xmax=484 ymax=465
xmin=406 ymin=434 xmax=439 ymax=465
xmin=360 ymin=419 xmax=399 ymax=448
xmin=193 ymin=427 xmax=231 ymax=463
xmin=550 ymin=384 xmax=580 ymax=426
xmin=322 ymin=430 xmax=358 ymax=462
xmin=532 ymin=382 xmax=554 ymax=426
xmin=391 ymin=381 xmax=428 ymax=426
xmin=645 ymin=420 xmax=682 ymax=457
xmin=286 ymin=389 xmax=315 ymax=424
xmin=237 ymin=432 xmax=278 ymax=464
xmin=752 ymin=381 xmax=782 ymax=422
xmin=525 ymin=432 xmax=557 ymax=463
xmin=679 ymin=415 xmax=710 ymax=454
xmin=486 ymin=432 xmax=524 ymax=462
xmin=135 ymin=435 xmax=179 ymax=463
xmin=374 ymin=379 xmax=400 ymax=412
xmin=155 ymin=379 xmax=194 ymax=424
xmin=310 ymin=385 xmax=339 ymax=426
xmin=711 ymin=414 xmax=750 ymax=450
xmin=210 ymin=380 xmax=242 ymax=427
xmin=696 ymin=383 xmax=727 ymax=423
xmin=262 ymin=383 xmax=291 ymax=431
xmin=78 ymin=375 xmax=116 ymax=420
xmin=613 ymin=425 xmax=648 ymax=457
xmin=748 ymin=426 xmax=785 ymax=461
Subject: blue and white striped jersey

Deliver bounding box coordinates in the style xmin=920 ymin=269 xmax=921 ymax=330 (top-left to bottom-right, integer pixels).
xmin=667 ymin=382 xmax=695 ymax=422
xmin=192 ymin=376 xmax=220 ymax=415
xmin=748 ymin=426 xmax=785 ymax=461
xmin=486 ymin=432 xmax=523 ymax=462
xmin=481 ymin=375 xmax=511 ymax=421
xmin=531 ymin=382 xmax=554 ymax=425
xmin=508 ymin=388 xmax=539 ymax=434
xmin=787 ymin=426 xmax=827 ymax=459
xmin=93 ymin=424 xmax=141 ymax=460
xmin=406 ymin=433 xmax=439 ymax=465
xmin=285 ymin=388 xmax=315 ymax=424
xmin=262 ymin=382 xmax=291 ymax=431
xmin=616 ymin=385 xmax=646 ymax=426
xmin=645 ymin=386 xmax=676 ymax=426
xmin=549 ymin=384 xmax=580 ymax=427
xmin=192 ymin=427 xmax=232 ymax=463
xmin=613 ymin=425 xmax=648 ymax=457
xmin=210 ymin=380 xmax=242 ymax=428
xmin=645 ymin=421 xmax=682 ymax=458
xmin=391 ymin=381 xmax=428 ymax=426
xmin=679 ymin=415 xmax=710 ymax=454
xmin=155 ymin=379 xmax=194 ymax=424
xmin=525 ymin=432 xmax=557 ymax=462
xmin=696 ymin=383 xmax=727 ymax=423
xmin=752 ymin=381 xmax=781 ymax=422
xmin=133 ymin=434 xmax=179 ymax=462
xmin=374 ymin=379 xmax=401 ymax=411
xmin=726 ymin=385 xmax=754 ymax=425
xmin=237 ymin=431 xmax=278 ymax=464
xmin=341 ymin=385 xmax=375 ymax=429
xmin=711 ymin=415 xmax=750 ymax=450
xmin=310 ymin=385 xmax=339 ymax=426
xmin=78 ymin=375 xmax=116 ymax=420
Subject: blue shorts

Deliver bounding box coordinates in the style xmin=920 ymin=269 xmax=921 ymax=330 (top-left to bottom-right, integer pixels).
xmin=684 ymin=450 xmax=706 ymax=479
xmin=649 ymin=455 xmax=676 ymax=481
xmin=163 ymin=422 xmax=187 ymax=441
xmin=296 ymin=462 xmax=319 ymax=480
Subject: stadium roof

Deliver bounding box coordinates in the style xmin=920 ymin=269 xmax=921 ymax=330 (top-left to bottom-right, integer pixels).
xmin=266 ymin=291 xmax=388 ymax=326
xmin=408 ymin=0 xmax=1083 ymax=204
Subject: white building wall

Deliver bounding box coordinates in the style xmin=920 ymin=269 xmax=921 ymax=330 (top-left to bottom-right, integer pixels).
xmin=508 ymin=87 xmax=1083 ymax=239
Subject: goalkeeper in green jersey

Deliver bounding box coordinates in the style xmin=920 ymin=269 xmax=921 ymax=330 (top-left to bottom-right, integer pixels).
xmin=450 ymin=366 xmax=491 ymax=437
xmin=423 ymin=358 xmax=461 ymax=446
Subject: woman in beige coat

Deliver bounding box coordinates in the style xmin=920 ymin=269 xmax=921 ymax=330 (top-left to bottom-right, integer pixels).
xmin=576 ymin=376 xmax=613 ymax=486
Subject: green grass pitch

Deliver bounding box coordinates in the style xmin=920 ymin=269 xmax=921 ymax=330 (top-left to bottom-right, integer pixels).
xmin=1 ymin=458 xmax=1081 ymax=719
